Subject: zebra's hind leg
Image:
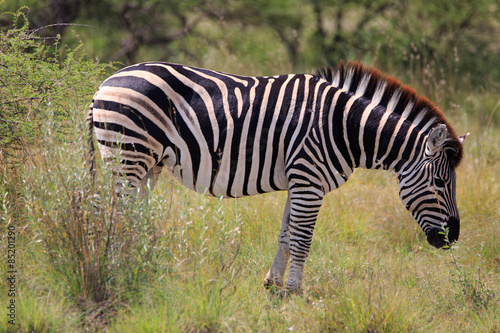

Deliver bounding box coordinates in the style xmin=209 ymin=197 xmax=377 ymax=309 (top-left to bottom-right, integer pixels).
xmin=263 ymin=194 xmax=291 ymax=290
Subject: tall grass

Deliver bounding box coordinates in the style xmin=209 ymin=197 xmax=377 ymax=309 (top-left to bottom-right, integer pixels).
xmin=1 ymin=100 xmax=498 ymax=333
xmin=10 ymin=117 xmax=162 ymax=328
xmin=2 ymin=110 xmax=499 ymax=332
xmin=20 ymin=135 xmax=495 ymax=333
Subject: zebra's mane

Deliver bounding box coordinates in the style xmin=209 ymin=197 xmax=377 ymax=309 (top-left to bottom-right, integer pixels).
xmin=316 ymin=61 xmax=463 ymax=168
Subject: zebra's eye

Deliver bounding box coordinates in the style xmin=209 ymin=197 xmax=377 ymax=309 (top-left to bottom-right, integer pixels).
xmin=434 ymin=178 xmax=445 ymax=188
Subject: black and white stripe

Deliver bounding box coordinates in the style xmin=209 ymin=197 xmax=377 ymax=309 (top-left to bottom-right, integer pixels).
xmin=88 ymin=61 xmax=466 ymax=291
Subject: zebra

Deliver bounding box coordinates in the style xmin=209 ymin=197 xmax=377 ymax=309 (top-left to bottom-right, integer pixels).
xmin=87 ymin=61 xmax=467 ymax=292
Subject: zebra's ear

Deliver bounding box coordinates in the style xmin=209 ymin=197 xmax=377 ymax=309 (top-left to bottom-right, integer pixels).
xmin=426 ymin=124 xmax=448 ymax=155
xmin=458 ymin=133 xmax=470 ymax=144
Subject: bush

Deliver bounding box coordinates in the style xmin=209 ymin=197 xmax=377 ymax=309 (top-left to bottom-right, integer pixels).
xmin=0 ymin=9 xmax=115 ymax=330
xmin=0 ymin=8 xmax=110 ymax=167
xmin=0 ymin=7 xmax=112 ymax=261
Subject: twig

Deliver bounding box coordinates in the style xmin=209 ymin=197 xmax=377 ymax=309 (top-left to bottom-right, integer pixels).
xmin=29 ymin=23 xmax=96 ymax=37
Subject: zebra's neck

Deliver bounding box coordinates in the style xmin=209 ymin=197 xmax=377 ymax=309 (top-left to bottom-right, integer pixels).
xmin=318 ymin=86 xmax=427 ymax=183
xmin=316 ymin=62 xmax=456 ymax=178
xmin=341 ymin=94 xmax=427 ymax=175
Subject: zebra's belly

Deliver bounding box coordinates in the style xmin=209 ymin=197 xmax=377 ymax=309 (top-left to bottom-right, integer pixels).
xmin=161 ymin=145 xmax=289 ymax=198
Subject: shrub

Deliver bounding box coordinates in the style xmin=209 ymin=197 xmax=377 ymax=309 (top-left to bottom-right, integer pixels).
xmin=0 ymin=7 xmax=110 ymax=167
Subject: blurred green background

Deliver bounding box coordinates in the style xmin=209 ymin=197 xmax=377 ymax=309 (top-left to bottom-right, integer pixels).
xmin=2 ymin=0 xmax=499 ymax=79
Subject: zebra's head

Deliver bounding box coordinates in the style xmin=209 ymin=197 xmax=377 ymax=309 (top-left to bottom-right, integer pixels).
xmin=398 ymin=124 xmax=467 ymax=249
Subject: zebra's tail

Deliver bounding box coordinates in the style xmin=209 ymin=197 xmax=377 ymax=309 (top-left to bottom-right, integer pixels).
xmin=86 ymin=99 xmax=96 ymax=183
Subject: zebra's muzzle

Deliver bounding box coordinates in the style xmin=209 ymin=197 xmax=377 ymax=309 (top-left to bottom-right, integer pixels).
xmin=426 ymin=216 xmax=460 ymax=249
xmin=426 ymin=228 xmax=447 ymax=249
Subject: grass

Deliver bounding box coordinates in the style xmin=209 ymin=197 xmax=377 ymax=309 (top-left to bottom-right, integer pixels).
xmin=0 ymin=55 xmax=499 ymax=332
xmin=3 ymin=123 xmax=498 ymax=332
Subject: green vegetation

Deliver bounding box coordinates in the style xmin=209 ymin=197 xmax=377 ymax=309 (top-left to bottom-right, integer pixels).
xmin=1 ymin=4 xmax=499 ymax=332
xmin=0 ymin=9 xmax=112 ymax=179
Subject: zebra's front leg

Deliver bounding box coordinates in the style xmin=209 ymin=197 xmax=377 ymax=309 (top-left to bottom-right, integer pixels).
xmin=285 ymin=189 xmax=323 ymax=293
xmin=263 ymin=194 xmax=291 ymax=289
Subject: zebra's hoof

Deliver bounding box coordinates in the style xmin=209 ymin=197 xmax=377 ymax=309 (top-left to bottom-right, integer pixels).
xmin=263 ymin=277 xmax=283 ymax=290
xmin=284 ymin=287 xmax=302 ymax=297
xmin=272 ymin=287 xmax=302 ymax=298
xmin=264 ymin=282 xmax=287 ymax=297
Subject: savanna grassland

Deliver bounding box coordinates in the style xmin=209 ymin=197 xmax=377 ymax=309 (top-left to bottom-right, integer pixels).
xmin=1 ymin=3 xmax=499 ymax=332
